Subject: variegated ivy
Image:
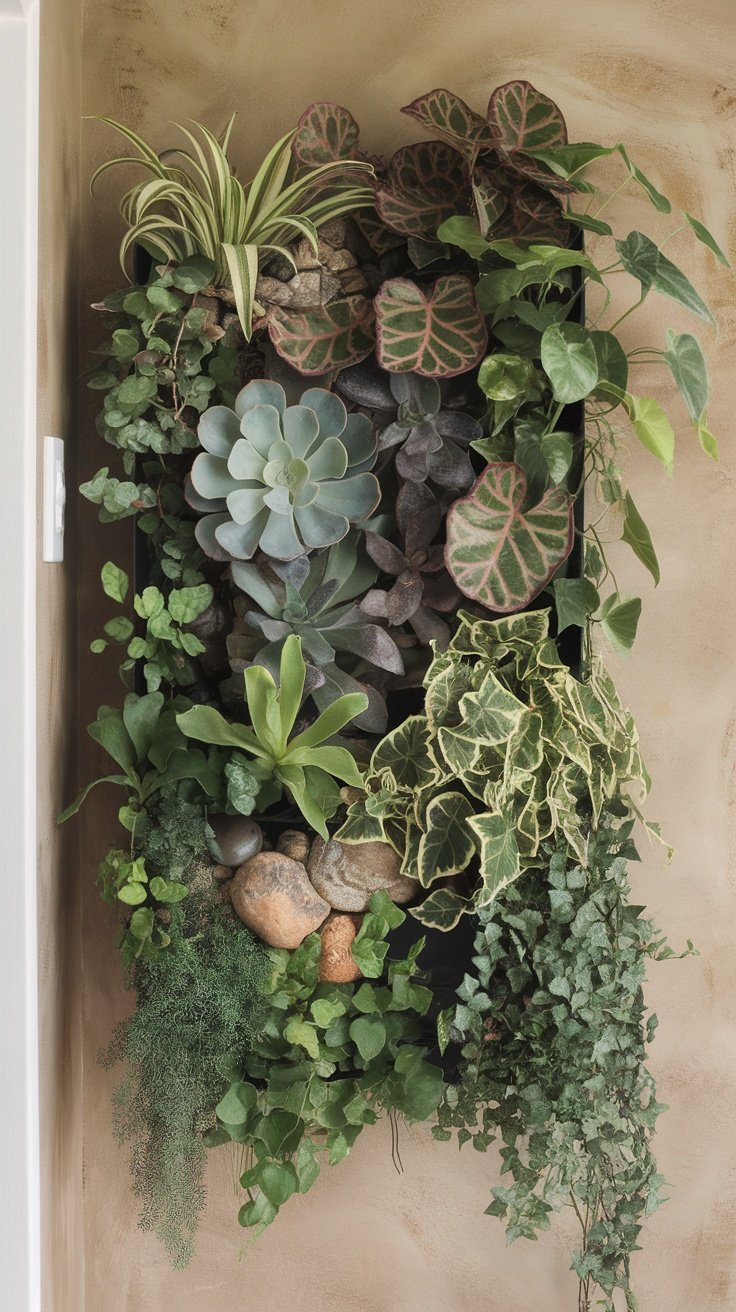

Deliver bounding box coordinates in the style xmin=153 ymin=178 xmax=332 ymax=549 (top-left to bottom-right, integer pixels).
xmin=336 ymin=609 xmax=648 ymax=929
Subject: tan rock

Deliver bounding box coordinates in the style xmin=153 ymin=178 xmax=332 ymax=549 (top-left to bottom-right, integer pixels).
xmin=318 ymin=913 xmax=363 ymax=983
xmin=338 ymin=268 xmax=370 ymax=296
xmin=307 ymin=837 xmax=417 ymax=913
xmin=230 ymin=851 xmax=330 ymax=948
xmin=276 ymin=829 xmax=311 ymax=864
xmin=211 ymin=862 xmax=232 ymax=882
xmin=317 ymin=218 xmax=348 ymax=249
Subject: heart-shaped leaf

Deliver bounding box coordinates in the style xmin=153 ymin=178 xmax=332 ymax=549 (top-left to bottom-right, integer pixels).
xmin=617 ymin=230 xmax=715 ymax=325
xmin=552 ymin=577 xmax=600 ymax=632
xmin=488 ymin=81 xmax=568 ymax=153
xmin=375 ymin=276 xmax=487 ymax=378
xmin=541 ymin=322 xmax=599 ymax=403
xmin=445 ymin=462 xmax=574 ymax=612
xmin=600 ymin=592 xmax=642 ymax=655
xmin=622 ymin=393 xmax=676 ymax=469
xmin=663 ymin=330 xmax=708 ymax=423
xmin=401 ymin=88 xmax=497 ymax=154
xmin=268 ymin=298 xmax=375 ymax=375
xmin=375 ymin=142 xmax=470 ymax=238
xmin=292 ymin=102 xmax=361 ymax=165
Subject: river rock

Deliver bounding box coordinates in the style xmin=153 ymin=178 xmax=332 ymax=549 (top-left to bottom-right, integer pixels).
xmin=307 ymin=837 xmax=416 ymax=913
xmin=318 ymin=913 xmax=362 ymax=983
xmin=207 ymin=815 xmax=263 ymax=868
xmin=276 ymin=829 xmax=311 ymax=863
xmin=230 ymin=851 xmax=330 ymax=948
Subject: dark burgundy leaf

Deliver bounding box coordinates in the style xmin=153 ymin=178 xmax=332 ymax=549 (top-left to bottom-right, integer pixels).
xmin=364 ymin=532 xmax=407 ymax=577
xmin=293 ymin=102 xmax=362 ymax=166
xmin=384 ymin=572 xmax=425 ymax=626
xmin=375 ymin=141 xmax=471 ymax=238
xmin=409 ymin=604 xmax=452 ymax=647
xmin=336 ymin=356 xmax=397 ymax=412
xmin=401 ymin=88 xmax=498 ymax=154
xmin=395 ymin=444 xmax=431 ymax=483
xmin=422 ymin=571 xmax=460 ymax=612
xmin=434 ymin=411 xmax=483 ymax=445
xmin=428 ymin=438 xmax=475 ymax=491
xmin=396 ymin=480 xmax=441 ymax=542
xmin=403 ymin=421 xmax=443 ymax=456
xmin=333 ymin=623 xmax=405 ymax=674
xmin=487 ymin=81 xmax=568 ymax=153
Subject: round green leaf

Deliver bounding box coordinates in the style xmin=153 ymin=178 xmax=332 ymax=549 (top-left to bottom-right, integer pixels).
xmin=101 ymin=560 xmax=129 ymax=604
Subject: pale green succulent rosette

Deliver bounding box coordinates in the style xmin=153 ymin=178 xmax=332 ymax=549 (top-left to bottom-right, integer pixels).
xmin=188 ymin=380 xmax=380 ymax=562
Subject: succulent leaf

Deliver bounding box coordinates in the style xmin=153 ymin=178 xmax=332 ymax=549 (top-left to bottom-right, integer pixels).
xmin=189 ymin=380 xmax=379 ymax=561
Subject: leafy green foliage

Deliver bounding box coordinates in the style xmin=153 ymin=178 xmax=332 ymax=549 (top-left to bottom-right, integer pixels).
xmin=177 ymin=634 xmax=366 ymax=838
xmin=337 ymin=610 xmax=647 ymax=926
xmin=436 ymin=820 xmax=672 ymax=1310
xmin=58 ymin=691 xmax=221 ymax=832
xmin=91 ymin=563 xmax=213 ymax=691
xmin=93 ymin=115 xmax=375 ymax=338
xmin=189 ymin=378 xmax=380 ymax=562
xmin=102 ymin=892 xmax=271 ymax=1266
xmin=210 ymin=892 xmax=442 ymax=1234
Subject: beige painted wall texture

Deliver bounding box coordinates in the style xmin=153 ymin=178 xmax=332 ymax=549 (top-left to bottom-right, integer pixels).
xmin=67 ymin=1 xmax=736 ymax=1308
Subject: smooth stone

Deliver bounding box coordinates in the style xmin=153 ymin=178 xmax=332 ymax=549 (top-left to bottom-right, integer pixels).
xmin=318 ymin=913 xmax=363 ymax=983
xmin=207 ymin=815 xmax=263 ymax=868
xmin=230 ymin=852 xmax=330 ymax=949
xmin=307 ymin=837 xmax=416 ymax=913
xmin=276 ymin=829 xmax=311 ymax=864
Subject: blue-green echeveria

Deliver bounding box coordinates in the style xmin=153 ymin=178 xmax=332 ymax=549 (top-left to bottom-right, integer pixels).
xmin=187 ymin=380 xmax=380 ymax=562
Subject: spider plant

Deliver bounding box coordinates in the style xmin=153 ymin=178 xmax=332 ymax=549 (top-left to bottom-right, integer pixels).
xmin=91 ymin=115 xmax=375 ymax=340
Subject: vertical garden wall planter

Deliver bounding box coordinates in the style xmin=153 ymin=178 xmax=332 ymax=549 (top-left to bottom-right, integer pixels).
xmin=62 ymin=80 xmax=729 ymax=1310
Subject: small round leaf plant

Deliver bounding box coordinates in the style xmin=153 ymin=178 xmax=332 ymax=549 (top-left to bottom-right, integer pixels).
xmin=65 ymin=83 xmax=725 ymax=1307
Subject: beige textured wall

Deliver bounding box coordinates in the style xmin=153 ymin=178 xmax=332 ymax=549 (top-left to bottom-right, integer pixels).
xmin=70 ymin=2 xmax=736 ymax=1308
xmin=37 ymin=0 xmax=84 ymax=1308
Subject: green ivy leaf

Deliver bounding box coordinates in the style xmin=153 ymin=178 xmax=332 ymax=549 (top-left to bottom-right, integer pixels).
xmin=258 ymin=1161 xmax=299 ymax=1208
xmin=470 ymin=814 xmax=521 ymax=906
xmin=552 ymin=578 xmax=600 ymax=632
xmin=349 ymin=1015 xmax=387 ymax=1062
xmin=284 ymin=1018 xmax=321 ymax=1059
xmin=216 ymin=1081 xmax=257 ymax=1126
xmin=310 ymin=998 xmax=346 ymax=1028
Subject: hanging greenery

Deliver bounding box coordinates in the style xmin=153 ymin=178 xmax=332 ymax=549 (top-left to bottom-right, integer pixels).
xmin=63 ymin=77 xmax=727 ymax=1310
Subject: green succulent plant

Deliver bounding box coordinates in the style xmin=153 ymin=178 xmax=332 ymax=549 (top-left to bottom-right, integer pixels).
xmin=177 ymin=634 xmax=366 ymax=838
xmin=228 ymin=534 xmax=404 ymax=734
xmin=188 ymin=380 xmax=380 ymax=562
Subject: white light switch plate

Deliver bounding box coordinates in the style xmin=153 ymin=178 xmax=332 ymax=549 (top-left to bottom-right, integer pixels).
xmin=42 ymin=435 xmax=65 ymax=562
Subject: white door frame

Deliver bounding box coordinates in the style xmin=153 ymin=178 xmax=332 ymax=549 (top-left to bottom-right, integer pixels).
xmin=0 ymin=0 xmax=41 ymax=1308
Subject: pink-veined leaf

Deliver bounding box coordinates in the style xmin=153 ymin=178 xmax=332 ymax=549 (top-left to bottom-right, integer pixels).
xmin=375 ymin=276 xmax=487 ymax=378
xmin=268 ymin=297 xmax=376 ymax=375
xmin=292 ymin=101 xmax=362 ymax=166
xmin=401 ymin=87 xmax=498 ymax=154
xmin=488 ymin=81 xmax=568 ymax=153
xmin=470 ymin=164 xmax=509 ymax=236
xmin=445 ymin=462 xmax=574 ymax=612
xmin=505 ymin=180 xmax=568 ymax=242
xmin=375 ymin=140 xmax=470 ymax=238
